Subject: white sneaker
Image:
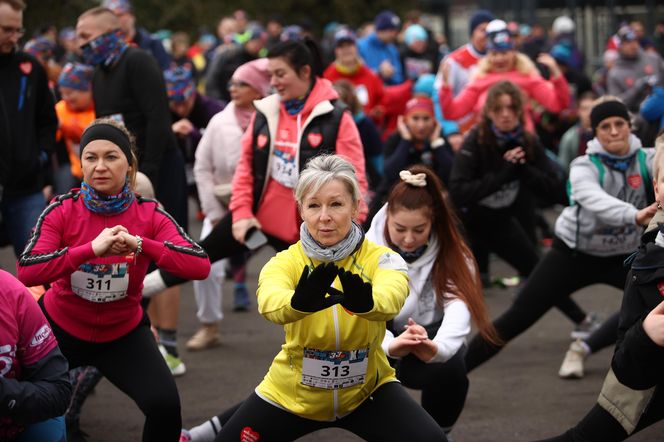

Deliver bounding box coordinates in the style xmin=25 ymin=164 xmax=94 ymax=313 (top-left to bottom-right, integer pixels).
xmin=558 ymin=339 xmax=588 ymax=379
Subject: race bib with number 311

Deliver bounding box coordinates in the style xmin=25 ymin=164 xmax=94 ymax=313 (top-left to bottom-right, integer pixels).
xmin=71 ymin=262 xmax=129 ymax=303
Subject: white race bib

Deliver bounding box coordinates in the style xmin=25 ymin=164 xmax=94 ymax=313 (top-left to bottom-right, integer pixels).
xmin=71 ymin=262 xmax=129 ymax=303
xmin=301 ymin=347 xmax=369 ymax=390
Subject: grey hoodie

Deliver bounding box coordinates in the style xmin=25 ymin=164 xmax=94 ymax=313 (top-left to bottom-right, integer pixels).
xmin=555 ymin=134 xmax=654 ymax=256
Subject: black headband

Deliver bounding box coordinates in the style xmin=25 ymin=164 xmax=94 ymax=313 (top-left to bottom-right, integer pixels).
xmin=80 ymin=123 xmax=132 ymax=161
xmin=590 ymin=101 xmax=630 ymax=134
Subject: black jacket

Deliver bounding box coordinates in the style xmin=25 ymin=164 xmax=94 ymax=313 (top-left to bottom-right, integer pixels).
xmin=0 ymin=50 xmax=57 ymax=196
xmin=448 ymin=125 xmax=564 ymax=210
xmin=92 ymin=47 xmax=177 ymax=187
xmin=613 ymin=227 xmax=664 ymax=390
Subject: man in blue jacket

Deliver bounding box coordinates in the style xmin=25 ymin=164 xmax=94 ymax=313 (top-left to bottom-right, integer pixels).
xmin=357 ymin=10 xmax=404 ymax=85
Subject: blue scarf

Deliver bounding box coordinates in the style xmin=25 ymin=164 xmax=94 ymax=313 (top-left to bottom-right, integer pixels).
xmin=283 ymin=82 xmax=313 ymax=115
xmin=81 ymin=29 xmax=128 ymax=68
xmin=353 ymin=111 xmax=366 ymax=124
xmin=80 ymin=179 xmax=135 ymax=215
xmin=491 ymin=122 xmax=524 ymax=148
xmin=596 ymin=151 xmax=636 ymax=172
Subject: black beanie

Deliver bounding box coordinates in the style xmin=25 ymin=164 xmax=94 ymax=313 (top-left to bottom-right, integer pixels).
xmin=590 ymin=100 xmax=630 ymax=134
xmin=469 ymin=10 xmax=494 ymax=36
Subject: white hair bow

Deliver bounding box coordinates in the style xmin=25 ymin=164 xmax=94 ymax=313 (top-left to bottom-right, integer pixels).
xmin=399 ymin=170 xmax=427 ymax=187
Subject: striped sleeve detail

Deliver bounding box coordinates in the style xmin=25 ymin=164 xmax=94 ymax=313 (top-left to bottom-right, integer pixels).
xmin=19 ymin=192 xmax=77 ymax=266
xmin=154 ymin=206 xmax=208 ymax=258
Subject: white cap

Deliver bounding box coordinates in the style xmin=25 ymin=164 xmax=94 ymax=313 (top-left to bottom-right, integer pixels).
xmin=486 ymin=19 xmax=508 ymax=35
xmin=552 ymin=16 xmax=575 ymax=35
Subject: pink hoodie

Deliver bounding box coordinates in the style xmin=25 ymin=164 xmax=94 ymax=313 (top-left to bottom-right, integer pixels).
xmin=230 ymin=78 xmax=368 ymax=244
xmin=439 ymin=70 xmax=570 ymax=132
xmin=17 ymin=194 xmax=210 ymax=342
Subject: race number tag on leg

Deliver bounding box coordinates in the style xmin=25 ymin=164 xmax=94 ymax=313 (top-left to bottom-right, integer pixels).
xmin=301 ymin=347 xmax=369 ymax=389
xmin=71 ymin=262 xmax=129 ymax=303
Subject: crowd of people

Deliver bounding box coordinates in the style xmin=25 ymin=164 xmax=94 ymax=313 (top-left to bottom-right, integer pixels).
xmin=2 ymin=0 xmax=664 ymax=440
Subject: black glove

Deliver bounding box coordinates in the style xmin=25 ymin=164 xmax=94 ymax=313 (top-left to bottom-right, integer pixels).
xmin=290 ymin=263 xmax=344 ymax=313
xmin=337 ymin=269 xmax=374 ymax=314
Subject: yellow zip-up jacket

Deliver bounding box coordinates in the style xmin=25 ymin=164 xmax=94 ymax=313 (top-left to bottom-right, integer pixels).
xmin=255 ymin=238 xmax=409 ymax=421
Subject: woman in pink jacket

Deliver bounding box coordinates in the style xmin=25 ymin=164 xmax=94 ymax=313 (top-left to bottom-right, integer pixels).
xmin=142 ymin=39 xmax=368 ymax=297
xmin=17 ymin=118 xmax=211 ymax=442
xmin=438 ymin=19 xmax=570 ymax=133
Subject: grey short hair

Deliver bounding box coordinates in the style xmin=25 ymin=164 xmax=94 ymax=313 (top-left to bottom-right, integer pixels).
xmin=295 ymin=155 xmax=361 ymax=207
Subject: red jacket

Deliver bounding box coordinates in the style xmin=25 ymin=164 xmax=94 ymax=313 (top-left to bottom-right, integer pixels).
xmin=323 ymin=63 xmax=385 ymax=117
xmin=17 ymin=192 xmax=210 ymax=342
xmin=439 ymin=69 xmax=570 ymax=133
xmin=230 ymin=78 xmax=368 ymax=245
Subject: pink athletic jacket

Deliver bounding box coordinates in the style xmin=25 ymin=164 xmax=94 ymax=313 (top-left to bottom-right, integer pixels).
xmin=17 ymin=192 xmax=210 ymax=342
xmin=230 ymin=78 xmax=368 ymax=245
xmin=439 ymin=69 xmax=570 ymax=132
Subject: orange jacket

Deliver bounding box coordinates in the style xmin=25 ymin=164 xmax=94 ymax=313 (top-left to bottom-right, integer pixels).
xmin=55 ymin=100 xmax=95 ymax=179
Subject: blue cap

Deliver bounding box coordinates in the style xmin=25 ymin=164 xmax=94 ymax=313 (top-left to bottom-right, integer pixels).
xmin=375 ymin=10 xmax=401 ymax=31
xmin=404 ymin=24 xmax=428 ymax=45
xmin=334 ymin=27 xmax=356 ymax=46
xmin=281 ymin=25 xmax=303 ymax=42
xmin=58 ymin=62 xmax=94 ymax=91
xmin=413 ymin=73 xmax=436 ymax=96
xmin=486 ymin=20 xmax=514 ymax=52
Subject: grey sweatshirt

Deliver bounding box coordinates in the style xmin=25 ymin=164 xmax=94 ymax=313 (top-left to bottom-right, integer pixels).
xmin=607 ymin=48 xmax=664 ymax=112
xmin=555 ymin=134 xmax=654 ymax=256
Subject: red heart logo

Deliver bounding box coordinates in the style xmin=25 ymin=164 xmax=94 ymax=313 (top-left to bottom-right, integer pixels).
xmin=645 ymin=64 xmax=654 ymax=75
xmin=627 ymin=174 xmax=642 ymax=189
xmin=307 ymin=132 xmax=322 ymax=148
xmin=19 ymin=61 xmax=32 ymax=75
xmin=624 ymin=77 xmax=634 ymax=87
xmin=657 ymin=282 xmax=664 ymax=296
xmin=256 ymin=134 xmax=268 ymax=149
xmin=240 ymin=427 xmax=260 ymax=442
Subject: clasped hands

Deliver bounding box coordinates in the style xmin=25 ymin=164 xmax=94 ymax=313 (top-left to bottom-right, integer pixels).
xmin=290 ymin=263 xmax=374 ymax=314
xmin=388 ymin=318 xmax=438 ymax=363
xmin=91 ymin=225 xmax=139 ymax=257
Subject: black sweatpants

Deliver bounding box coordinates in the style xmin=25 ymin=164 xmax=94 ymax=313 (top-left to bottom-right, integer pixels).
xmin=214 ymin=382 xmax=446 ymax=442
xmin=41 ymin=305 xmax=181 ymax=442
xmin=465 ymin=239 xmax=629 ymax=372
xmin=396 ymin=347 xmax=468 ymax=429
xmin=160 ymin=210 xmax=290 ymax=287
xmin=464 ymin=211 xmax=587 ymax=325
xmin=541 ymin=385 xmax=664 ymax=441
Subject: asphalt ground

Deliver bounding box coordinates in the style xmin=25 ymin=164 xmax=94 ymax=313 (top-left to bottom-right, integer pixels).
xmin=2 ymin=209 xmax=663 ymax=441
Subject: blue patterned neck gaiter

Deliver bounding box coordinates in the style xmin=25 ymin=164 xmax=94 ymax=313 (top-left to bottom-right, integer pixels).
xmin=81 ymin=29 xmax=128 ymax=68
xmin=80 ymin=178 xmax=135 ymax=215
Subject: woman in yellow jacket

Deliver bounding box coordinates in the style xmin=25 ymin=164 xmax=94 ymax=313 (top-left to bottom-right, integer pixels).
xmin=213 ymin=155 xmax=445 ymax=441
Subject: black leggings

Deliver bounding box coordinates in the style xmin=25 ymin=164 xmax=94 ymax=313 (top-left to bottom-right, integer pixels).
xmin=160 ymin=211 xmax=290 ymax=287
xmin=541 ymin=386 xmax=664 ymax=441
xmin=395 ymin=347 xmax=468 ymax=429
xmin=465 ymin=212 xmax=587 ymax=325
xmin=465 ymin=239 xmax=629 ymax=372
xmin=213 ymin=382 xmax=446 ymax=442
xmin=42 ymin=306 xmax=181 ymax=442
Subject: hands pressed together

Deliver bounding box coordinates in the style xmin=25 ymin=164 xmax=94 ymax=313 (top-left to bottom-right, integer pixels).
xmin=388 ymin=318 xmax=438 ymax=362
xmin=91 ymin=225 xmax=140 ymax=257
xmin=290 ymin=263 xmax=374 ymax=314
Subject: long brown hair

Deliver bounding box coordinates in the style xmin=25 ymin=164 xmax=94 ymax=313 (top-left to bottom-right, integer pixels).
xmin=385 ymin=166 xmax=500 ymax=345
xmin=478 ymin=80 xmax=536 ymax=158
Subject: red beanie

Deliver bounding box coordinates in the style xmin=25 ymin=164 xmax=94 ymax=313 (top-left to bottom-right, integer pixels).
xmin=404 ymin=97 xmax=434 ymax=117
